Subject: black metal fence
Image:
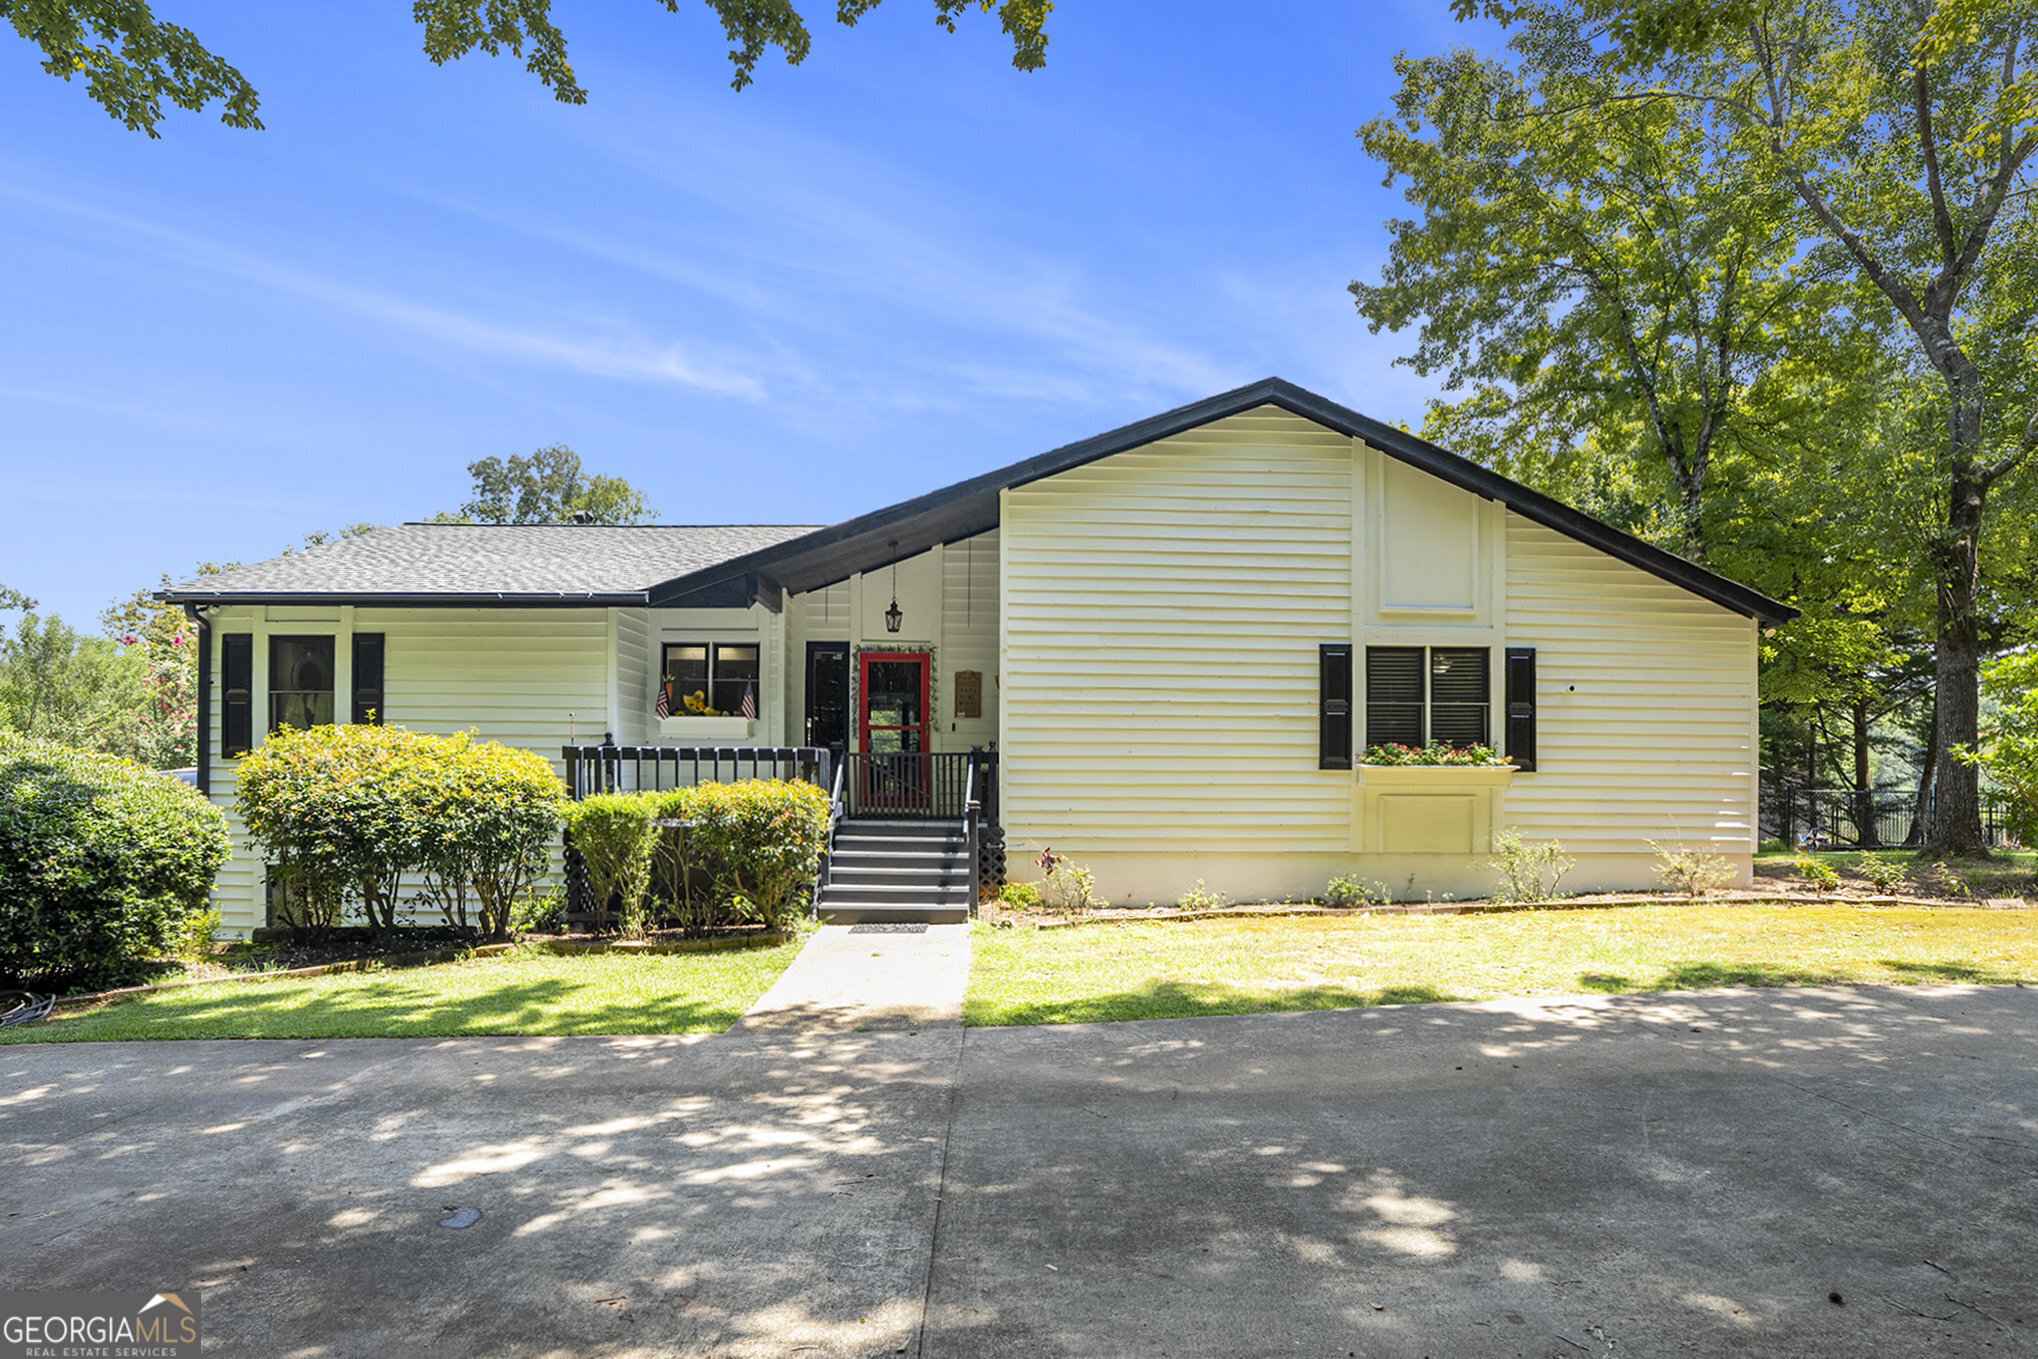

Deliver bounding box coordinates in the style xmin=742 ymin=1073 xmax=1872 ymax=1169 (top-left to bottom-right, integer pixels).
xmin=1760 ymin=785 xmax=2019 ymax=850
xmin=562 ymin=740 xmax=832 ymax=801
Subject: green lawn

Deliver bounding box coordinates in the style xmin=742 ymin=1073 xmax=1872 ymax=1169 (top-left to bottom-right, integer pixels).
xmin=2 ymin=939 xmax=802 ymax=1043
xmin=964 ymin=906 xmax=2038 ymax=1026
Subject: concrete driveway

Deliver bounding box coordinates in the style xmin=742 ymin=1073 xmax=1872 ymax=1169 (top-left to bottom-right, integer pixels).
xmin=3 ymin=985 xmax=2034 ymax=1357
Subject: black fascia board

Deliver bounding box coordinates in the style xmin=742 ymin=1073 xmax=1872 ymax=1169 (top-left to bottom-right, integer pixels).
xmin=152 ymin=590 xmax=648 ymax=608
xmin=641 ymin=376 xmax=1797 ymax=626
xmin=647 ymin=571 xmax=785 ymax=611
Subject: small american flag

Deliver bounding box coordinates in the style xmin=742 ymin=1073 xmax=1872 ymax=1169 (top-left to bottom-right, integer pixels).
xmin=654 ymin=683 xmax=671 ymax=719
xmin=739 ymin=680 xmax=757 ymax=720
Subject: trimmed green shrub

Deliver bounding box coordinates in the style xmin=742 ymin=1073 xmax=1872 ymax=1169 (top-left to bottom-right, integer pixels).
xmin=564 ymin=792 xmax=659 ymax=934
xmin=681 ymin=779 xmax=831 ymax=931
xmin=412 ymin=735 xmax=567 ymax=938
xmin=641 ymin=780 xmax=832 ymax=933
xmin=0 ymin=734 xmax=230 ymax=988
xmin=999 ymin=881 xmax=1044 ymax=911
xmin=238 ymin=725 xmax=567 ymax=936
xmin=238 ymin=725 xmax=437 ymax=932
xmin=646 ymin=789 xmax=716 ymax=936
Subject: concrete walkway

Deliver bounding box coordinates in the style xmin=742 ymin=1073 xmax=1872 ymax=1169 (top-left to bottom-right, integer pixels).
xmin=4 ymin=985 xmax=2035 ymax=1357
xmin=733 ymin=923 xmax=971 ymax=1032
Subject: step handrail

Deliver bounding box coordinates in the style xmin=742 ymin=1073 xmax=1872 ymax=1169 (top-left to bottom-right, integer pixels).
xmin=964 ymin=757 xmax=981 ymax=918
xmin=810 ymin=756 xmax=848 ymax=919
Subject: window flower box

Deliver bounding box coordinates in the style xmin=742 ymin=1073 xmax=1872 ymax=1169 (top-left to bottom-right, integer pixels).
xmin=1353 ymin=762 xmax=1514 ymax=855
xmin=658 ymin=715 xmax=756 ymax=741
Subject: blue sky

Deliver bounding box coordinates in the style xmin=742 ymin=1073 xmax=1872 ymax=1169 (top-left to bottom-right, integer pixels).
xmin=0 ymin=1 xmax=1495 ymax=624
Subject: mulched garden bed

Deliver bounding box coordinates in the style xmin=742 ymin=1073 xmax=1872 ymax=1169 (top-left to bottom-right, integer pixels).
xmin=979 ymin=880 xmax=2035 ymax=930
xmin=224 ymin=925 xmax=492 ymax=974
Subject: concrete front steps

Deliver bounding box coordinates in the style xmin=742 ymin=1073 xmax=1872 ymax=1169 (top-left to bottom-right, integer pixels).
xmin=816 ymin=819 xmax=972 ymax=924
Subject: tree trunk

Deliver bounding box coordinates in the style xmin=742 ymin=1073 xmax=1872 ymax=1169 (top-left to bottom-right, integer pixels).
xmin=1853 ymin=696 xmax=1878 ymax=849
xmin=1922 ymin=378 xmax=1990 ymax=857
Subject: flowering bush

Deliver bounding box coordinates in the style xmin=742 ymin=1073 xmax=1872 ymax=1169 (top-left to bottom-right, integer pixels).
xmin=1359 ymin=742 xmax=1510 ymax=766
xmin=105 ymin=628 xmax=197 ymax=770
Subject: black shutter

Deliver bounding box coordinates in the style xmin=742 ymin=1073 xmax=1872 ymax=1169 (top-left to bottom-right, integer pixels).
xmin=1505 ymin=646 xmax=1537 ymax=771
xmin=1318 ymin=644 xmax=1353 ymax=769
xmin=221 ymin=633 xmax=252 ymax=758
xmin=1365 ymin=646 xmax=1426 ymax=749
xmin=352 ymin=633 xmax=385 ymax=725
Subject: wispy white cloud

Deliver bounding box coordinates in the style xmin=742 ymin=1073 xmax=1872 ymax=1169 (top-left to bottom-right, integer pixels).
xmin=0 ymin=183 xmax=769 ymax=400
xmin=406 ymin=107 xmax=1244 ymax=416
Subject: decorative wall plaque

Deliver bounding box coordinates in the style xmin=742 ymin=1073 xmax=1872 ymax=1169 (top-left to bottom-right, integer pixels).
xmin=954 ymin=670 xmax=982 ymax=719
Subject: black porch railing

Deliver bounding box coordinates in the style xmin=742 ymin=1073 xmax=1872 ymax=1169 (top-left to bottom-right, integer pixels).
xmin=1760 ymin=784 xmax=2019 ymax=851
xmin=557 ymin=741 xmax=1001 ymax=923
xmin=842 ymin=751 xmax=975 ymax=820
xmin=562 ymin=739 xmax=833 ymax=801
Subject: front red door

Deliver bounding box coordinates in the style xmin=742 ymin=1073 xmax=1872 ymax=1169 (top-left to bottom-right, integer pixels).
xmin=858 ymin=651 xmax=930 ymax=753
xmin=858 ymin=651 xmax=932 ymax=812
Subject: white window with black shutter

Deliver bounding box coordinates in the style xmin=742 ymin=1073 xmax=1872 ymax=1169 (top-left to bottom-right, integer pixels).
xmin=1318 ymin=644 xmax=1353 ymax=769
xmin=1364 ymin=645 xmax=1492 ymax=752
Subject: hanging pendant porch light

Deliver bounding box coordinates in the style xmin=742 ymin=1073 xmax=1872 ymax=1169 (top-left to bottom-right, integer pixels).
xmin=885 ymin=541 xmax=904 ymax=633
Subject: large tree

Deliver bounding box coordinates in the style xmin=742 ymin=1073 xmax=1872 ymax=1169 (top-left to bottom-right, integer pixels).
xmin=4 ymin=0 xmax=1053 ymax=135
xmin=1448 ymin=0 xmax=2038 ymax=854
xmin=448 ymin=444 xmax=658 ymax=524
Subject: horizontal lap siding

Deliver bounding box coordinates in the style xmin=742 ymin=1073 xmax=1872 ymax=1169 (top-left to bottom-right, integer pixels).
xmin=614 ymin=608 xmax=651 ymax=745
xmin=376 ymin=610 xmax=610 ymax=767
xmin=1504 ymin=517 xmax=1756 ymax=854
xmin=1003 ymin=410 xmax=1354 ymax=849
xmin=943 ymin=530 xmax=1000 ymax=752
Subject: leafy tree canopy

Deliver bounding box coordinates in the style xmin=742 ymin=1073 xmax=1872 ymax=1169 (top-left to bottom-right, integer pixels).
xmin=6 ymin=0 xmax=1053 ymax=136
xmin=1427 ymin=0 xmax=2038 ymax=851
xmin=1352 ymin=34 xmax=1873 ymax=561
xmin=447 ymin=444 xmax=658 ymax=524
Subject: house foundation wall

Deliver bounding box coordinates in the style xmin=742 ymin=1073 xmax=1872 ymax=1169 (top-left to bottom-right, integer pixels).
xmin=1001 ymin=849 xmax=1754 ymax=907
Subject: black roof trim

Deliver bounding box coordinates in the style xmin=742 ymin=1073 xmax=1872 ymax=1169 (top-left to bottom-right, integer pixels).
xmin=646 ymin=377 xmax=1797 ymax=625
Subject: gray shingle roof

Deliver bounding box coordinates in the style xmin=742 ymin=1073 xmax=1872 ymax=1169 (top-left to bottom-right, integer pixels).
xmin=161 ymin=523 xmax=819 ymax=604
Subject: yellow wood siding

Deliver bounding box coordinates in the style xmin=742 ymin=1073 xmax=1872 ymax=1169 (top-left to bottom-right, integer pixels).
xmin=1001 ymin=410 xmax=1356 ymax=852
xmin=1501 ymin=515 xmax=1758 ymax=856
